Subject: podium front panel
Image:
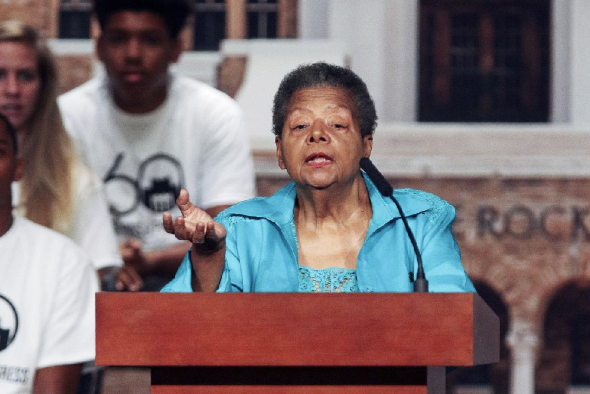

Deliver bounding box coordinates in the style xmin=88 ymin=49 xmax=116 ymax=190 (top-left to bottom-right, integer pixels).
xmin=96 ymin=292 xmax=498 ymax=367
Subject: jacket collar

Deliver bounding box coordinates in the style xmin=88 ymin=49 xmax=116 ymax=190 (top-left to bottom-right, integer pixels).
xmin=227 ymin=172 xmax=432 ymax=227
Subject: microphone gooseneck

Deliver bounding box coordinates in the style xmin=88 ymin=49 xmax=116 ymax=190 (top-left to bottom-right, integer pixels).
xmin=359 ymin=157 xmax=429 ymax=292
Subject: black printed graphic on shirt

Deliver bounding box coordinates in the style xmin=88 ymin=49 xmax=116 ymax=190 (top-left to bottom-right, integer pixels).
xmin=0 ymin=294 xmax=18 ymax=352
xmin=103 ymin=153 xmax=186 ymax=239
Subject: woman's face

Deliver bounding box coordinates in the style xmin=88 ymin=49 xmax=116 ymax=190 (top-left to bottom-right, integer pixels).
xmin=0 ymin=42 xmax=41 ymax=131
xmin=276 ymin=86 xmax=372 ymax=190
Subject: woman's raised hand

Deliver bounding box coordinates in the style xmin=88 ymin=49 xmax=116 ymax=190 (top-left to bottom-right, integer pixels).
xmin=163 ymin=188 xmax=227 ymax=252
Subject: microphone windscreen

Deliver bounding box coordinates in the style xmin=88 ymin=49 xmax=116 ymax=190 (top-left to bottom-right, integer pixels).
xmin=360 ymin=157 xmax=393 ymax=196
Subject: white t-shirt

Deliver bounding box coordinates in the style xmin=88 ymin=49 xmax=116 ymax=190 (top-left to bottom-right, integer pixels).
xmin=58 ymin=72 xmax=256 ymax=251
xmin=12 ymin=160 xmax=123 ymax=270
xmin=0 ymin=216 xmax=97 ymax=394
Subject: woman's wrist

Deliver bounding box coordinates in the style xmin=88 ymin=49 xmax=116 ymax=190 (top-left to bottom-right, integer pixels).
xmin=192 ymin=239 xmax=226 ymax=255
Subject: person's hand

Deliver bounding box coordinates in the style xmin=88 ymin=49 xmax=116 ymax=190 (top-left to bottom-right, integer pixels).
xmin=163 ymin=188 xmax=227 ymax=252
xmin=115 ymin=265 xmax=143 ymax=291
xmin=115 ymin=238 xmax=148 ymax=291
xmin=119 ymin=238 xmax=153 ymax=275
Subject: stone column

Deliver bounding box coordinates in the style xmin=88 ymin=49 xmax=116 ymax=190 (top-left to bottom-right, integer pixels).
xmin=506 ymin=321 xmax=539 ymax=394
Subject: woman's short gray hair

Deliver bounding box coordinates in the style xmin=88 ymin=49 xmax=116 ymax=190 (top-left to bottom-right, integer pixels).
xmin=272 ymin=62 xmax=377 ymax=137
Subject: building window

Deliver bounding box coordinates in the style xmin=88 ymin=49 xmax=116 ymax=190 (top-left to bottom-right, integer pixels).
xmin=59 ymin=0 xmax=92 ymax=38
xmin=193 ymin=0 xmax=297 ymax=51
xmin=194 ymin=0 xmax=227 ymax=51
xmin=419 ymin=0 xmax=550 ymax=122
xmin=246 ymin=0 xmax=278 ymax=39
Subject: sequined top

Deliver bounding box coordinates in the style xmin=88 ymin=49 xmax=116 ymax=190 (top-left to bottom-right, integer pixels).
xmin=298 ymin=266 xmax=359 ymax=293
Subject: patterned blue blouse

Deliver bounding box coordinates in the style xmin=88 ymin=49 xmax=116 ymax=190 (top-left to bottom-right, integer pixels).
xmin=298 ymin=266 xmax=359 ymax=293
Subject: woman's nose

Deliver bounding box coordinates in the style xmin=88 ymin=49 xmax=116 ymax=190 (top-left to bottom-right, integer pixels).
xmin=307 ymin=121 xmax=330 ymax=143
xmin=2 ymin=74 xmax=20 ymax=96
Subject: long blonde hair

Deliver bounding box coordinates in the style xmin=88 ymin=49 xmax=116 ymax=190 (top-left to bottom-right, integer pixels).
xmin=0 ymin=21 xmax=74 ymax=234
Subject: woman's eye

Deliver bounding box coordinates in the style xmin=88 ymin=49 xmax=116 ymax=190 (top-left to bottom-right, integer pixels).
xmin=290 ymin=123 xmax=308 ymax=131
xmin=17 ymin=71 xmax=37 ymax=82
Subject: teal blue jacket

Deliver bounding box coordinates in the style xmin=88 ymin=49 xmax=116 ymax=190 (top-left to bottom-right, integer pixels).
xmin=161 ymin=173 xmax=475 ymax=293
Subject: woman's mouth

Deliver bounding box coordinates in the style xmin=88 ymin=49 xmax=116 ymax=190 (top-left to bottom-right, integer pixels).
xmin=0 ymin=104 xmax=22 ymax=118
xmin=305 ymin=152 xmax=333 ymax=167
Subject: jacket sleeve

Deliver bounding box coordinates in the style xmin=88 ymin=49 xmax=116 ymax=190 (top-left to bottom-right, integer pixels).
xmin=417 ymin=200 xmax=476 ymax=293
xmin=160 ymin=252 xmax=194 ymax=292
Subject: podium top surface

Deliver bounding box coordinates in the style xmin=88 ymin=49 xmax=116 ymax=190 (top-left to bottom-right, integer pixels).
xmin=96 ymin=292 xmax=498 ymax=367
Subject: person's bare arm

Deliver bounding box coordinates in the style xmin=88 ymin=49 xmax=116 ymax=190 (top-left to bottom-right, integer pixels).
xmin=163 ymin=190 xmax=227 ymax=292
xmin=33 ymin=364 xmax=82 ymax=394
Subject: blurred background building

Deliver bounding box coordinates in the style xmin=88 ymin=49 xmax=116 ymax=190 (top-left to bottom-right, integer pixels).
xmin=3 ymin=1 xmax=590 ymax=393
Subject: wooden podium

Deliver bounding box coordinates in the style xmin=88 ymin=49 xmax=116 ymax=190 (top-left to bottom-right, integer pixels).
xmin=96 ymin=293 xmax=499 ymax=394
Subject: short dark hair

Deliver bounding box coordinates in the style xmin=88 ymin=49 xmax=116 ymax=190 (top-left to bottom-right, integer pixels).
xmin=94 ymin=0 xmax=193 ymax=39
xmin=0 ymin=113 xmax=17 ymax=155
xmin=272 ymin=62 xmax=377 ymax=137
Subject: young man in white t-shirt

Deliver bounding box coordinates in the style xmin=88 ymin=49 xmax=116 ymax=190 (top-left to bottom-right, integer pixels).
xmin=0 ymin=113 xmax=97 ymax=394
xmin=58 ymin=0 xmax=256 ymax=291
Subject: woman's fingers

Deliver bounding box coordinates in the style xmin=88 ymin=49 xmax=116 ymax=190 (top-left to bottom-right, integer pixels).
xmin=206 ymin=221 xmax=226 ymax=243
xmin=176 ymin=188 xmax=195 ymax=216
xmin=163 ymin=212 xmax=174 ymax=234
xmin=191 ymin=222 xmax=207 ymax=245
xmin=198 ymin=222 xmax=226 ymax=251
xmin=173 ymin=216 xmax=192 ymax=241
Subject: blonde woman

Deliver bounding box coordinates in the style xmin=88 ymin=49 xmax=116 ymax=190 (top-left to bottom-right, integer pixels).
xmin=0 ymin=20 xmax=122 ymax=285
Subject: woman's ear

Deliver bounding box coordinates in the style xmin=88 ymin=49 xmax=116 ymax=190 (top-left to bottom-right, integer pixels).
xmin=363 ymin=135 xmax=373 ymax=158
xmin=275 ymin=136 xmax=286 ymax=170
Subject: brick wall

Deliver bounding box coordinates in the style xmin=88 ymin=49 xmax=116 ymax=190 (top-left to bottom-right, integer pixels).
xmin=1 ymin=0 xmax=58 ymax=37
xmin=55 ymin=55 xmax=93 ymax=94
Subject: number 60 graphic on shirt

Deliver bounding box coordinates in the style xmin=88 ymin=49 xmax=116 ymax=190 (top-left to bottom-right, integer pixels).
xmin=104 ymin=153 xmax=185 ymax=217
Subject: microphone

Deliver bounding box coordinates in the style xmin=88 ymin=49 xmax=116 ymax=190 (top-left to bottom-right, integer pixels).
xmin=359 ymin=157 xmax=428 ymax=292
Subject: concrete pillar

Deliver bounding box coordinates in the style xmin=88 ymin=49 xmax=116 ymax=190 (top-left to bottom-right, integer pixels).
xmin=570 ymin=0 xmax=590 ymax=124
xmin=298 ymin=0 xmax=329 ymax=39
xmin=382 ymin=0 xmax=419 ymax=122
xmin=325 ymin=0 xmax=419 ymax=123
xmin=328 ymin=0 xmax=388 ymax=122
xmin=506 ymin=321 xmax=539 ymax=394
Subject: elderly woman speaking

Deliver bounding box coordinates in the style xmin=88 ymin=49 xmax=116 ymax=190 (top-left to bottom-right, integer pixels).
xmin=162 ymin=62 xmax=475 ymax=293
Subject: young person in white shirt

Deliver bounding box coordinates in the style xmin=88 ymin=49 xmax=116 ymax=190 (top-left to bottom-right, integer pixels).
xmin=0 ymin=113 xmax=97 ymax=394
xmin=59 ymin=0 xmax=256 ymax=291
